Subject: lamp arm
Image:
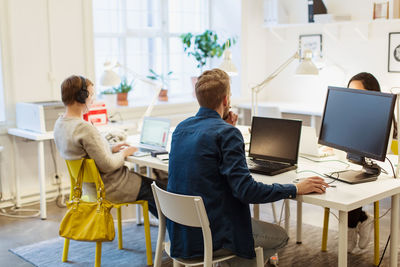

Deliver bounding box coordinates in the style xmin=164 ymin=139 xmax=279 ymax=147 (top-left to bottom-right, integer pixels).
xmin=115 ymin=62 xmax=159 ymax=87
xmin=251 ymin=52 xmax=300 ymax=116
xmin=113 ymin=62 xmax=162 ymax=132
xmin=136 ymin=85 xmax=163 ymax=131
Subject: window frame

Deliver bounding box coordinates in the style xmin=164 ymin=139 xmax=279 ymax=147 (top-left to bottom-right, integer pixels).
xmin=93 ymin=0 xmax=211 ymax=100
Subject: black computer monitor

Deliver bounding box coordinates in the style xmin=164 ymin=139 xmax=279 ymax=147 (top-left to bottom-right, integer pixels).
xmin=318 ymin=86 xmax=396 ymax=184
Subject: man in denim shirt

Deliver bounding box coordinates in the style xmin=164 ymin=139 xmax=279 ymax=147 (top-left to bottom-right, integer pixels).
xmin=167 ymin=69 xmax=328 ymax=266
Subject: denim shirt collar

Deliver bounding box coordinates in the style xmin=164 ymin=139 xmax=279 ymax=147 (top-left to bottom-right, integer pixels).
xmin=196 ymin=107 xmax=222 ymax=119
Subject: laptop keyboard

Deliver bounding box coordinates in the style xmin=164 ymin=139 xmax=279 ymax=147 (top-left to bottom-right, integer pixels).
xmin=247 ymin=159 xmax=288 ymax=170
xmin=246 ymin=158 xmax=295 ymax=175
xmin=138 ymin=147 xmax=153 ymax=153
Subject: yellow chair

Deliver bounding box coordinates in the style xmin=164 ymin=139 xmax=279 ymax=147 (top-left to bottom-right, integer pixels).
xmin=321 ymin=203 xmax=380 ymax=266
xmin=62 ymin=159 xmax=153 ymax=267
xmin=391 ymin=140 xmax=398 ymax=155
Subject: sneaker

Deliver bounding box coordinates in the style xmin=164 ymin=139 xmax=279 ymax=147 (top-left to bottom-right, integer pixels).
xmin=269 ymin=253 xmax=279 ymax=266
xmin=348 ymin=227 xmax=357 ymax=253
xmin=358 ymin=213 xmax=374 ymax=249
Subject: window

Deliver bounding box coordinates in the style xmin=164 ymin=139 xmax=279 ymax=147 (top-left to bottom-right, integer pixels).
xmin=93 ymin=0 xmax=210 ymax=100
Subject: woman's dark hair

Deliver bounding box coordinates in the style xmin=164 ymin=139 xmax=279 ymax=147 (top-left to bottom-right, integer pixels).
xmin=348 ymin=72 xmax=397 ymax=139
xmin=347 ymin=72 xmax=381 ymax=92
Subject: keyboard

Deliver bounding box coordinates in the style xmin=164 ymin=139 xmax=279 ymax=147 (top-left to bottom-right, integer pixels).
xmin=138 ymin=147 xmax=153 ymax=153
xmin=247 ymin=158 xmax=296 ymax=176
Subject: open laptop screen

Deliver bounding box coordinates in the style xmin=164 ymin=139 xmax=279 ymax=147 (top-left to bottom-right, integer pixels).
xmin=248 ymin=117 xmax=302 ymax=164
xmin=140 ymin=117 xmax=170 ymax=148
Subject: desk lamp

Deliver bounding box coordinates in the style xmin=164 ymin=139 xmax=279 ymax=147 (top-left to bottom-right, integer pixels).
xmin=251 ymin=50 xmax=319 ymax=116
xmin=100 ymin=61 xmax=162 ymax=131
xmin=219 ymin=49 xmax=238 ymax=76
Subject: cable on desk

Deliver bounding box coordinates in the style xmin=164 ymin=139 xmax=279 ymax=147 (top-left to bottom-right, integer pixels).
xmin=385 ymin=156 xmax=396 ymax=178
xmin=299 ymin=155 xmax=351 ymax=168
xmin=295 ymin=170 xmax=338 ymax=185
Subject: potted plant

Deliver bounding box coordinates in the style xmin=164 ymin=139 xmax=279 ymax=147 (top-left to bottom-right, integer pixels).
xmin=180 ymin=30 xmax=236 ymax=87
xmin=113 ymin=78 xmax=133 ymax=106
xmin=100 ymin=88 xmax=117 ymax=108
xmin=146 ymin=69 xmax=173 ymax=102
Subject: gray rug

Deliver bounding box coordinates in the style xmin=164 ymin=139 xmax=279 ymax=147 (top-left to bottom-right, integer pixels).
xmin=9 ymin=223 xmax=169 ymax=267
xmin=9 ymin=221 xmax=395 ymax=267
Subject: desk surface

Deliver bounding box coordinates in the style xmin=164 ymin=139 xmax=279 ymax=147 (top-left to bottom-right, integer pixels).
xmin=126 ymin=150 xmax=400 ymax=212
xmin=236 ymin=101 xmax=324 ymax=116
xmin=8 ymin=121 xmax=137 ymax=141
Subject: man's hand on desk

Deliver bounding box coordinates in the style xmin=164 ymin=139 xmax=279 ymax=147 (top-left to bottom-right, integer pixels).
xmin=296 ymin=177 xmax=330 ymax=195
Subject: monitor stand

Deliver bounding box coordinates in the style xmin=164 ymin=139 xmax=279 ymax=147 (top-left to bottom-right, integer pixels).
xmin=330 ymin=155 xmax=381 ymax=184
xmin=328 ymin=170 xmax=378 ymax=184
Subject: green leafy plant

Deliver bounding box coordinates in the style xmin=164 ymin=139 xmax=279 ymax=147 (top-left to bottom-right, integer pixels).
xmin=146 ymin=69 xmax=173 ymax=89
xmin=180 ymin=30 xmax=236 ymax=72
xmin=113 ymin=78 xmax=133 ymax=94
xmin=100 ymin=88 xmax=116 ymax=95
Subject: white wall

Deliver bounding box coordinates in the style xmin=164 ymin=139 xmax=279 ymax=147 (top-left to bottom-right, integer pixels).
xmin=241 ymin=0 xmax=400 ymax=108
xmin=0 ymin=0 xmax=95 ymax=204
xmin=0 ymin=0 xmax=199 ymax=206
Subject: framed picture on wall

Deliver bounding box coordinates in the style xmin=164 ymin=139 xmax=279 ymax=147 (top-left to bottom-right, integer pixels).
xmin=299 ymin=34 xmax=322 ymax=61
xmin=388 ymin=32 xmax=400 ymax=73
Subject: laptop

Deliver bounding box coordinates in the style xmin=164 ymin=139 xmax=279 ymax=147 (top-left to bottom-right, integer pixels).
xmin=299 ymin=126 xmax=334 ymax=157
xmin=134 ymin=117 xmax=170 ymax=155
xmin=247 ymin=116 xmax=302 ymax=176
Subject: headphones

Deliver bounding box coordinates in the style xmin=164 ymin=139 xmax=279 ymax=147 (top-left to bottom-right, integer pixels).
xmin=75 ymin=76 xmax=89 ymax=104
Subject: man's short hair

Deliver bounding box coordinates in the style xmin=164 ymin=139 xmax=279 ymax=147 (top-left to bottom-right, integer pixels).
xmin=61 ymin=75 xmax=93 ymax=105
xmin=195 ymin=69 xmax=230 ymax=110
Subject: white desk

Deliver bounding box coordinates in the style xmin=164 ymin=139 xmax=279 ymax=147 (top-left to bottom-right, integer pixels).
xmin=8 ymin=128 xmax=54 ymax=219
xmin=125 ymin=153 xmax=400 ymax=267
xmin=235 ymin=101 xmax=323 ymax=128
xmin=8 ymin=122 xmax=136 ymax=220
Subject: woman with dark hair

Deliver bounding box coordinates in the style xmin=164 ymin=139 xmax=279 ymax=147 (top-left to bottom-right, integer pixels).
xmin=346 ymin=72 xmax=397 ymax=252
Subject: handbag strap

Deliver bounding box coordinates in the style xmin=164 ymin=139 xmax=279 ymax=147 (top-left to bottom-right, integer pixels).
xmin=72 ymin=159 xmax=107 ymax=204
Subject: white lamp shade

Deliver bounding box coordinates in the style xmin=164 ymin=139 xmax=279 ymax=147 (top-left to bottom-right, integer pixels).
xmin=295 ymin=60 xmax=319 ymax=75
xmin=296 ymin=50 xmax=319 ymax=75
xmin=219 ymin=50 xmax=238 ymax=76
xmin=100 ymin=69 xmax=121 ymax=87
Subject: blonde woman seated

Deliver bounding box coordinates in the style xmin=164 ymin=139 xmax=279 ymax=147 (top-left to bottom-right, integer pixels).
xmin=54 ymin=75 xmax=157 ymax=216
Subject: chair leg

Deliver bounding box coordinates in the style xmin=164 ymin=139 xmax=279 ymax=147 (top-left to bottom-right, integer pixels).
xmin=321 ymin=207 xmax=330 ymax=252
xmin=255 ymin=246 xmax=264 ymax=267
xmin=117 ymin=207 xmax=123 ymax=249
xmin=374 ymin=201 xmax=380 ymax=266
xmin=142 ymin=201 xmax=153 ymax=266
xmin=95 ymin=242 xmax=102 ymax=267
xmin=271 ymin=202 xmax=278 ymax=223
xmin=62 ymin=238 xmax=70 ymax=262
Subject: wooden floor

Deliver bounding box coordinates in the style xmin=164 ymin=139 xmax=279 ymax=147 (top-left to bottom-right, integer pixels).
xmin=0 ymin=197 xmax=397 ymax=266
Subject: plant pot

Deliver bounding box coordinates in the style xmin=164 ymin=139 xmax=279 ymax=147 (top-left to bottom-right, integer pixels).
xmin=158 ymin=89 xmax=168 ymax=101
xmin=102 ymin=94 xmax=117 ymax=108
xmin=117 ymin=93 xmax=129 ymax=106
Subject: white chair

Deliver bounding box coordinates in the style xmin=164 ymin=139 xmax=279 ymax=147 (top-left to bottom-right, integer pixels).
xmin=151 ymin=182 xmax=264 ymax=267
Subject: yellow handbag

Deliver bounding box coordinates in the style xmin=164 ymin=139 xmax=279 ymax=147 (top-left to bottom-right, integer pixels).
xmin=59 ymin=160 xmax=115 ymax=242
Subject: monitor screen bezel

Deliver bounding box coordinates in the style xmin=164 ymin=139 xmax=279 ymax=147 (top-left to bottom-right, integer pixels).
xmin=248 ymin=116 xmax=302 ymax=165
xmin=318 ymin=86 xmax=396 ymax=162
